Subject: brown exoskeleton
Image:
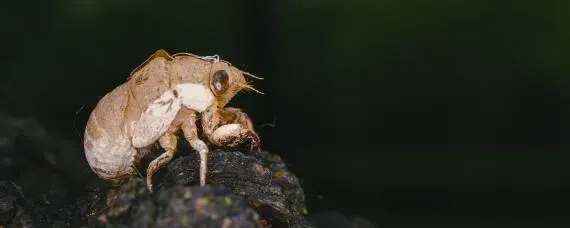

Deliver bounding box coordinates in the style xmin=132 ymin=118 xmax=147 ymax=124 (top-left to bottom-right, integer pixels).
xmin=83 ymin=49 xmax=263 ymax=192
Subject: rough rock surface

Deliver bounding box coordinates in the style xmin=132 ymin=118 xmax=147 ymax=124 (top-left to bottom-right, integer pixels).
xmin=86 ymin=147 xmax=313 ymax=228
xmin=89 ymin=178 xmax=262 ymax=228
xmin=160 ymin=147 xmax=311 ymax=227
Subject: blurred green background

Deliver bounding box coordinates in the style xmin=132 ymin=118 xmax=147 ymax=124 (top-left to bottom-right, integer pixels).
xmin=2 ymin=0 xmax=570 ymax=226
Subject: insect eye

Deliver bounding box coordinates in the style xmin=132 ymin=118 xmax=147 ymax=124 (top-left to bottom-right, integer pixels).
xmin=211 ymin=70 xmax=229 ymax=95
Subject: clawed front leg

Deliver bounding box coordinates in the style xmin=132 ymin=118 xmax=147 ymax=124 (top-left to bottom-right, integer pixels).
xmin=219 ymin=107 xmax=261 ymax=152
xmin=201 ymin=106 xmax=261 ymax=153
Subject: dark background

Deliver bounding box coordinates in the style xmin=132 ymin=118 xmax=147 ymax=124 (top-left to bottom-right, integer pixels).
xmin=2 ymin=0 xmax=570 ymax=227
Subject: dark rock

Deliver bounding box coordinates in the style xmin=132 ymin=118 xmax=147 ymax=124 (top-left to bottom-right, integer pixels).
xmin=88 ymin=177 xmax=262 ymax=228
xmin=157 ymin=148 xmax=311 ymax=227
xmin=0 ymin=179 xmax=103 ymax=227
xmin=85 ymin=147 xmax=314 ymax=228
xmin=0 ymin=181 xmax=25 ymax=224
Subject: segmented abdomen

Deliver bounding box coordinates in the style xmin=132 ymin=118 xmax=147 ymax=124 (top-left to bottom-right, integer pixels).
xmin=83 ymin=84 xmax=137 ymax=181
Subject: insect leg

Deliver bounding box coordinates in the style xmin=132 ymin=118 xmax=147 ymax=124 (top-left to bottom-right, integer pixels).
xmin=181 ymin=112 xmax=209 ymax=186
xmin=219 ymin=107 xmax=261 ymax=152
xmin=146 ymin=132 xmax=177 ymax=192
xmin=202 ymin=105 xmax=261 ymax=152
xmin=201 ymin=105 xmax=221 ymax=142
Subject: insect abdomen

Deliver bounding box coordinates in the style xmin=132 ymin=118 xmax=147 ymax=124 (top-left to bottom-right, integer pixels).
xmin=84 ymin=84 xmax=137 ymax=181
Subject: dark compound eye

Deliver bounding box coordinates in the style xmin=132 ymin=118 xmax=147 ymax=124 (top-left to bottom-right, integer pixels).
xmin=211 ymin=69 xmax=229 ymax=95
